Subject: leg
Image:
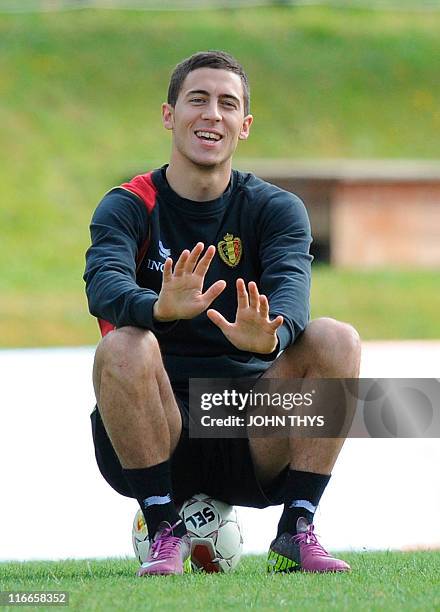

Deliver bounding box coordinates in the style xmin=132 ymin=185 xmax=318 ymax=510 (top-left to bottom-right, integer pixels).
xmin=93 ymin=326 xmax=182 ymax=468
xmin=93 ymin=326 xmax=191 ymax=575
xmin=249 ymin=318 xmax=361 ymax=573
xmin=250 ymin=317 xmax=361 ymax=484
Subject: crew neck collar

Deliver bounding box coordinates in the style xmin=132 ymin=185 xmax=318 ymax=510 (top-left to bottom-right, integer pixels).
xmin=152 ymin=165 xmax=238 ymax=217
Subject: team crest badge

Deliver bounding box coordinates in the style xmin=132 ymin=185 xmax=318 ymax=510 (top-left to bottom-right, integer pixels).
xmin=217 ymin=233 xmax=242 ymax=267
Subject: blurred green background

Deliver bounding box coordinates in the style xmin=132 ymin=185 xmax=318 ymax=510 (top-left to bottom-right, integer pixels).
xmin=1 ymin=3 xmax=439 ymax=347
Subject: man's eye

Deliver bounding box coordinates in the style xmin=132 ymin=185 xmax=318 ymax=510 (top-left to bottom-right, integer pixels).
xmin=190 ymin=98 xmax=205 ymax=104
xmin=222 ymin=101 xmax=237 ymax=109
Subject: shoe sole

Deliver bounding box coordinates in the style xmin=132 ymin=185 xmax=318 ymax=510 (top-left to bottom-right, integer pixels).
xmin=138 ymin=556 xmax=192 ymax=576
xmin=267 ymin=549 xmax=300 ymax=573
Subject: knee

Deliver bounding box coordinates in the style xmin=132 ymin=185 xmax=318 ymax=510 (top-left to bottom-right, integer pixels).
xmin=94 ymin=326 xmax=160 ymax=379
xmin=304 ymin=318 xmax=362 ymax=375
xmin=308 ymin=317 xmax=361 ymax=354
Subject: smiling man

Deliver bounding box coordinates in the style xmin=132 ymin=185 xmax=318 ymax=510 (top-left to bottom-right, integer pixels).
xmin=84 ymin=51 xmax=361 ymax=577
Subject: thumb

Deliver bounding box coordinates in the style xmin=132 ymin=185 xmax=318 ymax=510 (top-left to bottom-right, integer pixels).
xmin=269 ymin=315 xmax=284 ymax=330
xmin=207 ymin=308 xmax=231 ymax=332
xmin=202 ymin=280 xmax=227 ymax=307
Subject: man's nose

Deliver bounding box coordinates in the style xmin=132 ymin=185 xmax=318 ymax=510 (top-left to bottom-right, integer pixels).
xmin=201 ymin=102 xmax=222 ymax=121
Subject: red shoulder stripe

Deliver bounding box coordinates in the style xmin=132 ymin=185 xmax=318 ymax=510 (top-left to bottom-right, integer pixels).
xmin=97 ymin=172 xmax=157 ymax=337
xmin=121 ymin=172 xmax=157 ymax=213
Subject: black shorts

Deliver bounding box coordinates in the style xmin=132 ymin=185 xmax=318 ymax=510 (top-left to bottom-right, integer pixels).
xmin=90 ymin=385 xmax=287 ymax=508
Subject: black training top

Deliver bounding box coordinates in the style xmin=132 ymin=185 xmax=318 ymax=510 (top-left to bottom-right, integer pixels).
xmin=84 ymin=166 xmax=313 ymax=383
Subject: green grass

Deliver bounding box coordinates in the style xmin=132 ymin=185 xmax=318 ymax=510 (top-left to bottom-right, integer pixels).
xmin=1 ymin=552 xmax=439 ymax=611
xmin=1 ymin=7 xmax=440 ymax=347
xmin=310 ymin=266 xmax=440 ymax=340
xmin=0 ymin=267 xmax=438 ymax=348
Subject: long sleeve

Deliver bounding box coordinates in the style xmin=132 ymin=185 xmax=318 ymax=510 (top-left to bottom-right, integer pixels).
xmin=256 ymin=189 xmax=313 ymax=352
xmin=84 ymin=188 xmax=161 ymax=331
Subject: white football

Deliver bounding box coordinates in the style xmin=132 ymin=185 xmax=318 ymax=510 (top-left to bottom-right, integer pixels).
xmin=132 ymin=492 xmax=243 ymax=572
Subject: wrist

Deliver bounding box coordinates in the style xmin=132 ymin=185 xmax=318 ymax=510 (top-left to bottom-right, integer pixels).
xmin=153 ymin=300 xmax=174 ymax=323
xmin=254 ymin=337 xmax=280 ymax=357
xmin=257 ymin=344 xmax=277 ymax=355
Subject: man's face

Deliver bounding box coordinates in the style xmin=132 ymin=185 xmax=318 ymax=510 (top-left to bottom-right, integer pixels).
xmin=162 ymin=67 xmax=253 ymax=170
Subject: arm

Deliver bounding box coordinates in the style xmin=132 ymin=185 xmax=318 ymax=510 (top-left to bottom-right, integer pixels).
xmin=84 ymin=189 xmax=225 ymax=330
xmin=84 ymin=189 xmax=165 ymax=331
xmin=207 ymin=190 xmax=312 ymax=354
xmin=257 ymin=189 xmax=313 ymax=351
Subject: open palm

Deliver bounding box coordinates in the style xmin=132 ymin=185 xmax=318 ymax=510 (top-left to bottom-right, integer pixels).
xmin=154 ymin=242 xmax=226 ymax=322
xmin=207 ymin=279 xmax=283 ymax=354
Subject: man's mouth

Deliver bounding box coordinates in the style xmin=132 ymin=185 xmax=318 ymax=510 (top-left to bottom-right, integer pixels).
xmin=195 ymin=130 xmax=223 ymax=142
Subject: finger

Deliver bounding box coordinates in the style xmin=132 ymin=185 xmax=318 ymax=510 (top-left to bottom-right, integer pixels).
xmin=207 ymin=308 xmax=231 ymax=332
xmin=162 ymin=257 xmax=173 ymax=282
xmin=202 ymin=280 xmax=226 ymax=306
xmin=236 ymin=278 xmax=249 ymax=309
xmin=269 ymin=315 xmax=284 ymax=330
xmin=194 ymin=245 xmax=216 ymax=277
xmin=185 ymin=242 xmax=204 ymax=273
xmin=248 ymin=281 xmax=260 ymax=310
xmin=259 ymin=294 xmax=269 ymax=318
xmin=174 ymin=249 xmax=190 ymax=276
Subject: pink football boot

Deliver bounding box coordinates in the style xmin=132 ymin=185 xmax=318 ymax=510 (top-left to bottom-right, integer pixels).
xmin=138 ymin=521 xmax=191 ymax=576
xmin=267 ymin=518 xmax=350 ymax=573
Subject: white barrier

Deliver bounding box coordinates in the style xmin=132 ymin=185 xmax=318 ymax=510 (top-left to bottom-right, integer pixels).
xmin=0 ymin=342 xmax=439 ymax=560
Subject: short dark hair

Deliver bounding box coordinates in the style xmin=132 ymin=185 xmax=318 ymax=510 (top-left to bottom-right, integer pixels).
xmin=167 ymin=51 xmax=250 ymax=116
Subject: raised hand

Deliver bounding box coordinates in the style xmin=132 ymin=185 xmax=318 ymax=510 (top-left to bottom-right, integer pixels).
xmin=207 ymin=278 xmax=283 ymax=354
xmin=153 ymin=242 xmax=226 ymax=322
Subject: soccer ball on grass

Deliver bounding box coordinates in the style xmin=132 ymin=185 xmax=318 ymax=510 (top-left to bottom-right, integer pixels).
xmin=132 ymin=492 xmax=243 ymax=572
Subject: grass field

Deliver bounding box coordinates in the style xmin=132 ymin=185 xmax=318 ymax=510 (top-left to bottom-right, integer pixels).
xmin=1 ymin=266 xmax=438 ymax=348
xmin=1 ymin=552 xmax=439 ymax=611
xmin=1 ymin=6 xmax=439 ymax=346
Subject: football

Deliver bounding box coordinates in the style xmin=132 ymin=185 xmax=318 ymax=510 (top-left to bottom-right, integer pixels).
xmin=132 ymin=492 xmax=243 ymax=572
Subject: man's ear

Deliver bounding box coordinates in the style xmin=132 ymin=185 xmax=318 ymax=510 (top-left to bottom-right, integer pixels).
xmin=239 ymin=114 xmax=253 ymax=140
xmin=162 ymin=103 xmax=174 ymax=130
